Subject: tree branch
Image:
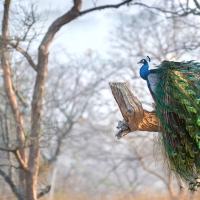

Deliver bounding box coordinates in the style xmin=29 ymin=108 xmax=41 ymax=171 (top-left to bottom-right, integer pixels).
xmin=0 ymin=145 xmax=16 ymax=152
xmin=109 ymin=82 xmax=161 ymax=138
xmin=0 ymin=168 xmax=24 ymax=200
xmin=0 ymin=146 xmax=29 ymax=171
xmin=80 ymin=0 xmax=133 ymax=15
xmin=133 ymin=144 xmax=168 ymax=183
xmin=14 ymin=149 xmax=29 ymax=172
xmin=193 ymin=0 xmax=200 ymax=9
xmin=9 ymin=42 xmax=37 ymax=71
xmin=132 ymin=143 xmax=177 ymax=199
xmin=12 ymin=82 xmax=28 ymax=108
xmin=131 ymin=2 xmax=200 ymax=16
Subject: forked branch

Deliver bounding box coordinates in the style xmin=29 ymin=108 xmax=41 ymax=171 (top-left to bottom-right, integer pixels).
xmin=0 ymin=146 xmax=29 ymax=171
xmin=109 ymin=82 xmax=161 ymax=138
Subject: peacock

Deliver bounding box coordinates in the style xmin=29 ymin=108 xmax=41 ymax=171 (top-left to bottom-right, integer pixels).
xmin=138 ymin=56 xmax=200 ymax=191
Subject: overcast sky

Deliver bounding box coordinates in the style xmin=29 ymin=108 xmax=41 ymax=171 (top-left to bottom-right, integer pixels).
xmin=37 ymin=0 xmax=140 ymax=55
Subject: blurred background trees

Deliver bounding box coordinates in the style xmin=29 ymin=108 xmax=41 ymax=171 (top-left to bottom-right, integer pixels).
xmin=0 ymin=0 xmax=200 ymax=200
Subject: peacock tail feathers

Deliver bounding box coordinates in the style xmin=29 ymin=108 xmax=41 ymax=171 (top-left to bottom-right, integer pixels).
xmin=153 ymin=60 xmax=200 ymax=191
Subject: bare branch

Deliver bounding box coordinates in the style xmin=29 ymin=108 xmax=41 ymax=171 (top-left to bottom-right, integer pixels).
xmin=2 ymin=0 xmax=10 ymax=36
xmin=12 ymin=82 xmax=28 ymax=108
xmin=0 ymin=164 xmax=21 ymax=170
xmin=132 ymin=144 xmax=168 ymax=184
xmin=39 ymin=1 xmax=82 ymax=50
xmin=0 ymin=145 xmax=16 ymax=152
xmin=9 ymin=42 xmax=37 ymax=71
xmin=80 ymin=0 xmax=133 ymax=15
xmin=109 ymin=82 xmax=160 ymax=138
xmin=193 ymin=0 xmax=200 ymax=9
xmin=0 ymin=168 xmax=24 ymax=200
xmin=131 ymin=2 xmax=200 ymax=16
xmin=0 ymin=146 xmax=29 ymax=171
xmin=14 ymin=149 xmax=29 ymax=172
xmin=132 ymin=143 xmax=177 ymax=199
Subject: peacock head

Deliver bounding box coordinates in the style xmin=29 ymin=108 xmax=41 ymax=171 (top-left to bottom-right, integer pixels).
xmin=137 ymin=56 xmax=151 ymax=65
xmin=138 ymin=56 xmax=151 ymax=80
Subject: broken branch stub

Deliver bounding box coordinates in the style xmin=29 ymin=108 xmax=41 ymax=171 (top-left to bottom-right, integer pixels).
xmin=109 ymin=82 xmax=161 ymax=138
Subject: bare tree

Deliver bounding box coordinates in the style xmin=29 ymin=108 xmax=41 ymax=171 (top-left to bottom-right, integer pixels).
xmin=0 ymin=1 xmax=140 ymax=200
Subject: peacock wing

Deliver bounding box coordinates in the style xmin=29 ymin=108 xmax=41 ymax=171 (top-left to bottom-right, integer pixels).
xmin=147 ymin=69 xmax=161 ymax=102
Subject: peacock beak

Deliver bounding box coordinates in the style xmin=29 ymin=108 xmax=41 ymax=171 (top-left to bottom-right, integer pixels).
xmin=137 ymin=61 xmax=142 ymax=64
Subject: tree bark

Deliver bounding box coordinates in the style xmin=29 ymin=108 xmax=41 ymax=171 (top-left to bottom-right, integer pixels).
xmin=109 ymin=82 xmax=161 ymax=138
xmin=26 ymin=1 xmax=82 ymax=199
xmin=1 ymin=0 xmax=27 ymax=198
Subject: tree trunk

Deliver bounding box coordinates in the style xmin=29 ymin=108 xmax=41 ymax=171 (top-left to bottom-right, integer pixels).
xmin=1 ymin=1 xmax=27 ymax=198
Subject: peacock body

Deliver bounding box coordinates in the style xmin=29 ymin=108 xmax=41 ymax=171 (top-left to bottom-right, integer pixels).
xmin=138 ymin=57 xmax=200 ymax=190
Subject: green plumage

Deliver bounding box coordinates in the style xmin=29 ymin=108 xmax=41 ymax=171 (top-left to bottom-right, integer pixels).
xmin=153 ymin=60 xmax=200 ymax=191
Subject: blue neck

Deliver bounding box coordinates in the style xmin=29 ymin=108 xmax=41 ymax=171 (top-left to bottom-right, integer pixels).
xmin=140 ymin=62 xmax=150 ymax=80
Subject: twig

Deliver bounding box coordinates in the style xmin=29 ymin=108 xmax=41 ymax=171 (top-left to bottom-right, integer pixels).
xmin=80 ymin=0 xmax=133 ymax=15
xmin=0 ymin=146 xmax=29 ymax=171
xmin=9 ymin=42 xmax=37 ymax=71
xmin=131 ymin=2 xmax=200 ymax=16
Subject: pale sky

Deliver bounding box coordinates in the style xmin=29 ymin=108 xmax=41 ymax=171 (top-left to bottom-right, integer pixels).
xmin=37 ymin=0 xmax=139 ymax=55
